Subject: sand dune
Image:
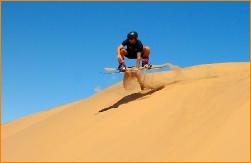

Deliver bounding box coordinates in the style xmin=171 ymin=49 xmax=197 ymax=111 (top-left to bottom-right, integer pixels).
xmin=2 ymin=62 xmax=250 ymax=162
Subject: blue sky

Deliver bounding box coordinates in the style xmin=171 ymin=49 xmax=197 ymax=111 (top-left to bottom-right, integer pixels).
xmin=2 ymin=2 xmax=250 ymax=123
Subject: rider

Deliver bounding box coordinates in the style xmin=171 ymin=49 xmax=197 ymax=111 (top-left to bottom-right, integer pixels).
xmin=116 ymin=31 xmax=151 ymax=72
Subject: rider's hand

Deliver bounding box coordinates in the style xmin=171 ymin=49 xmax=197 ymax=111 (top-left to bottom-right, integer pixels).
xmin=117 ymin=55 xmax=122 ymax=61
xmin=134 ymin=67 xmax=139 ymax=74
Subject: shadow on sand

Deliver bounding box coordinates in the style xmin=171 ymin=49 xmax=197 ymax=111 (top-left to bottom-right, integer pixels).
xmin=99 ymin=86 xmax=164 ymax=113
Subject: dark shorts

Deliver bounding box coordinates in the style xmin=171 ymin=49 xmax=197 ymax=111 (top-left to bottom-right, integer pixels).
xmin=125 ymin=49 xmax=143 ymax=59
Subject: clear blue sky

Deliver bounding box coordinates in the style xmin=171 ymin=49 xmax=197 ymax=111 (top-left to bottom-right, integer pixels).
xmin=2 ymin=2 xmax=250 ymax=123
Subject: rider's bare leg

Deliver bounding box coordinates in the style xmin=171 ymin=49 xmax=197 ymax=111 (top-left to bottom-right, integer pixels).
xmin=142 ymin=46 xmax=150 ymax=58
xmin=142 ymin=46 xmax=151 ymax=67
xmin=118 ymin=48 xmax=128 ymax=65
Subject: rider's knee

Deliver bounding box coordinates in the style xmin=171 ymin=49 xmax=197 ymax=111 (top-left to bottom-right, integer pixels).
xmin=120 ymin=48 xmax=127 ymax=55
xmin=144 ymin=46 xmax=150 ymax=53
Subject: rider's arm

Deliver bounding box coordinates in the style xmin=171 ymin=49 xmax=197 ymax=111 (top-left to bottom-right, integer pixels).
xmin=116 ymin=44 xmax=124 ymax=60
xmin=135 ymin=52 xmax=141 ymax=68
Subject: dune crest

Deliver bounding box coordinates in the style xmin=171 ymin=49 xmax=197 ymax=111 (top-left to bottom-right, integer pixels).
xmin=2 ymin=62 xmax=250 ymax=162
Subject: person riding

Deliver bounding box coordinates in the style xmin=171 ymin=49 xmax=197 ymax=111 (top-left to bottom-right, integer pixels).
xmin=116 ymin=31 xmax=151 ymax=72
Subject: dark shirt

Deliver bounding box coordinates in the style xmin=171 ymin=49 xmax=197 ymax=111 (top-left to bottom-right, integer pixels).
xmin=122 ymin=39 xmax=143 ymax=53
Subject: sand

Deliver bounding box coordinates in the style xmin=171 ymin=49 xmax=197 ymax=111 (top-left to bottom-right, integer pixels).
xmin=1 ymin=62 xmax=250 ymax=162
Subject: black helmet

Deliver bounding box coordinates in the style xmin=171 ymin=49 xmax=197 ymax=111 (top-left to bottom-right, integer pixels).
xmin=127 ymin=31 xmax=138 ymax=39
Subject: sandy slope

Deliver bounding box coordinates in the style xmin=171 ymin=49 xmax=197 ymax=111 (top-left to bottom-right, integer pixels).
xmin=2 ymin=62 xmax=250 ymax=162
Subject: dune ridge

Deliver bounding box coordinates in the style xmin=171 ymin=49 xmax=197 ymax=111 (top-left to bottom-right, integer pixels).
xmin=2 ymin=62 xmax=250 ymax=162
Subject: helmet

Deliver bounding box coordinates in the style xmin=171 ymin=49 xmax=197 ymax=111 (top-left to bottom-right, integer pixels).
xmin=127 ymin=31 xmax=138 ymax=39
